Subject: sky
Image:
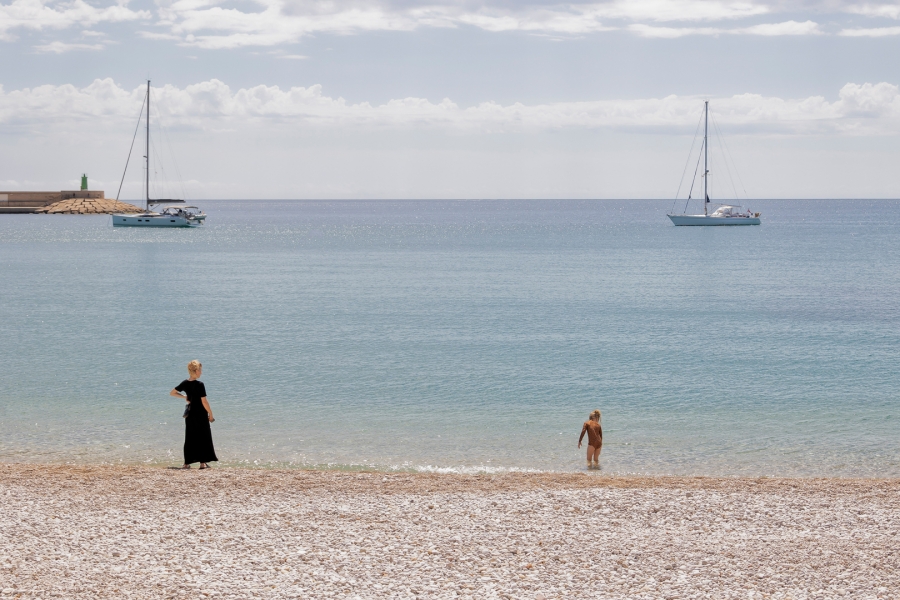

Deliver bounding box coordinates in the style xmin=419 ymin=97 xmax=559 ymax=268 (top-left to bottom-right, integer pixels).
xmin=1 ymin=0 xmax=900 ymax=200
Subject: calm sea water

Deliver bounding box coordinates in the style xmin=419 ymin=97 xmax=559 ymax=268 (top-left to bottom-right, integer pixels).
xmin=0 ymin=200 xmax=898 ymax=476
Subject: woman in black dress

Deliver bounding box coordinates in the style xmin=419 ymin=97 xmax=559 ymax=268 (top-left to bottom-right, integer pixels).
xmin=170 ymin=360 xmax=218 ymax=469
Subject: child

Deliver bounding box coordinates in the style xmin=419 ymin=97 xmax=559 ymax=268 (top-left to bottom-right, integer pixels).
xmin=578 ymin=409 xmax=603 ymax=469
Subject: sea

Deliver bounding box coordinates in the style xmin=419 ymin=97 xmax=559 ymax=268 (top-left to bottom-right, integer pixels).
xmin=1 ymin=199 xmax=898 ymax=477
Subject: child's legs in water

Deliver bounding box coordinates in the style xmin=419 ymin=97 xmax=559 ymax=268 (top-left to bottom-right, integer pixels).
xmin=590 ymin=445 xmax=601 ymax=465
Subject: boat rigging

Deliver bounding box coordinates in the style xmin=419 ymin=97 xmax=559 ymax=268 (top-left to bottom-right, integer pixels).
xmin=112 ymin=80 xmax=205 ymax=228
xmin=667 ymin=101 xmax=760 ymax=226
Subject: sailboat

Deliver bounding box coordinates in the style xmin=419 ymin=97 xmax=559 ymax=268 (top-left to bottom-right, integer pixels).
xmin=112 ymin=81 xmax=205 ymax=227
xmin=667 ymin=101 xmax=760 ymax=226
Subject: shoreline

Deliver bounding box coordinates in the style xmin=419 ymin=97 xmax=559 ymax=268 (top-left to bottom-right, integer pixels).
xmin=2 ymin=461 xmax=900 ymax=487
xmin=0 ymin=457 xmax=900 ymax=486
xmin=2 ymin=457 xmax=897 ymax=480
xmin=2 ymin=464 xmax=898 ymax=599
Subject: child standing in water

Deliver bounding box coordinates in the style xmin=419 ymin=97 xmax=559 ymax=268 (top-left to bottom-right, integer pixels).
xmin=578 ymin=409 xmax=603 ymax=469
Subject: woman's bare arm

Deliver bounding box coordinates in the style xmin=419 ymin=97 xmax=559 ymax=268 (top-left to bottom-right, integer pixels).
xmin=578 ymin=423 xmax=587 ymax=448
xmin=170 ymin=389 xmax=188 ymax=402
xmin=201 ymin=397 xmax=214 ymax=422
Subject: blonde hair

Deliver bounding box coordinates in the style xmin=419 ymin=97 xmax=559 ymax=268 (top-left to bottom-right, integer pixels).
xmin=590 ymin=409 xmax=601 ymax=422
xmin=187 ymin=360 xmax=202 ymax=375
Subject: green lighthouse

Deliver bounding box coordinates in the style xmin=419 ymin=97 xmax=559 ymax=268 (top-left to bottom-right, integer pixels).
xmin=80 ymin=174 xmax=88 ymax=191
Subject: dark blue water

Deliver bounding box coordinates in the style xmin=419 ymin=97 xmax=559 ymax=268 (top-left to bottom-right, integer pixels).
xmin=1 ymin=200 xmax=898 ymax=475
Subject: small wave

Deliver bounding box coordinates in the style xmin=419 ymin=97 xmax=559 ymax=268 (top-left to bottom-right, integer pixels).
xmin=133 ymin=457 xmax=551 ymax=474
xmin=392 ymin=463 xmax=545 ymax=475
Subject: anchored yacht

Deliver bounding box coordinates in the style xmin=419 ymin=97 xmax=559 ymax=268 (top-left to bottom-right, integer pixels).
xmin=667 ymin=101 xmax=760 ymax=226
xmin=112 ymin=80 xmax=205 ymax=228
xmin=112 ymin=205 xmax=205 ymax=227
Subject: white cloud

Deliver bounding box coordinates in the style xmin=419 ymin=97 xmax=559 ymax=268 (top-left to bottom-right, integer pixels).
xmin=629 ymin=19 xmax=819 ymax=37
xmin=152 ymin=0 xmax=779 ymax=48
xmin=0 ymin=0 xmax=149 ymax=40
xmin=628 ymin=23 xmax=721 ymax=37
xmin=2 ymin=78 xmax=898 ymax=135
xmin=137 ymin=30 xmax=180 ymax=40
xmin=739 ymin=19 xmax=820 ymax=35
xmin=0 ymin=79 xmax=138 ymax=126
xmin=839 ymin=26 xmax=900 ymax=37
xmin=33 ymin=39 xmax=104 ymax=51
xmin=2 ymin=1 xmax=895 ymax=49
xmin=845 ymin=3 xmax=900 ymax=20
xmin=596 ymin=0 xmax=770 ymax=22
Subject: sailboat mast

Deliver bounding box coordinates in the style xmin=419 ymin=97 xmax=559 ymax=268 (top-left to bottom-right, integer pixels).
xmin=145 ymin=80 xmax=150 ymax=211
xmin=703 ymin=100 xmax=708 ymax=216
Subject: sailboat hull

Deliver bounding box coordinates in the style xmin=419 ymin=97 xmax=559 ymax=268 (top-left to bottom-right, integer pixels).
xmin=112 ymin=214 xmax=200 ymax=227
xmin=668 ymin=214 xmax=760 ymax=226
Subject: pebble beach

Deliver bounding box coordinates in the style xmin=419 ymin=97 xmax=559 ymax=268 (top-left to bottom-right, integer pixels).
xmin=1 ymin=464 xmax=897 ymax=599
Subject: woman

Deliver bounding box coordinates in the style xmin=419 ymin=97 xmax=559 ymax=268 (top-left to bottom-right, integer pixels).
xmin=578 ymin=409 xmax=603 ymax=469
xmin=170 ymin=360 xmax=218 ymax=469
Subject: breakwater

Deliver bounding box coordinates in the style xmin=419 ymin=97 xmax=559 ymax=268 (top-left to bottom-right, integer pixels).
xmin=0 ymin=190 xmax=105 ymax=214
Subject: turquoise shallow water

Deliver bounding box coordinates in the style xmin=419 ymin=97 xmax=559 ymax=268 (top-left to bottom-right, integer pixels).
xmin=0 ymin=200 xmax=898 ymax=476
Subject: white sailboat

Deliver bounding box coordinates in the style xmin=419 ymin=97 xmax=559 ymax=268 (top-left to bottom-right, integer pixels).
xmin=668 ymin=101 xmax=760 ymax=226
xmin=112 ymin=81 xmax=205 ymax=228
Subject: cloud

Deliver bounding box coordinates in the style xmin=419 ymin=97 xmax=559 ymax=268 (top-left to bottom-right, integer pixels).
xmin=595 ymin=0 xmax=770 ymax=22
xmin=628 ymin=23 xmax=720 ymax=37
xmin=0 ymin=78 xmax=139 ymax=126
xmin=33 ymin=39 xmax=104 ymax=52
xmin=153 ymin=0 xmax=777 ymax=48
xmin=0 ymin=0 xmax=149 ymax=40
xmin=839 ymin=26 xmax=900 ymax=37
xmin=137 ymin=30 xmax=181 ymax=40
xmin=2 ymin=1 xmax=895 ymax=50
xmin=844 ymin=3 xmax=900 ymax=20
xmin=2 ymin=78 xmax=898 ymax=136
xmin=739 ymin=19 xmax=820 ymax=35
xmin=629 ymin=19 xmax=820 ymax=37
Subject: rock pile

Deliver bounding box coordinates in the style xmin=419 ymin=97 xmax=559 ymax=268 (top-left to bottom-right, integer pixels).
xmin=35 ymin=198 xmax=143 ymax=214
xmin=0 ymin=464 xmax=898 ymax=599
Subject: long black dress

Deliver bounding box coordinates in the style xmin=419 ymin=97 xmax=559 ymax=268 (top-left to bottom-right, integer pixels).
xmin=175 ymin=379 xmax=218 ymax=465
